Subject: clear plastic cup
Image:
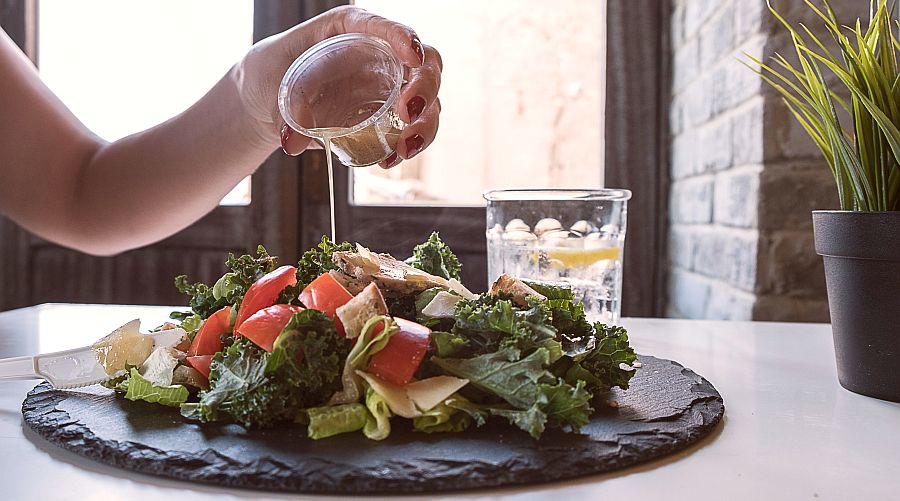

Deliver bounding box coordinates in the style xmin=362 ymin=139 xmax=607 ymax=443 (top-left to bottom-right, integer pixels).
xmin=483 ymin=189 xmax=632 ymax=324
xmin=278 ymin=34 xmax=405 ymax=167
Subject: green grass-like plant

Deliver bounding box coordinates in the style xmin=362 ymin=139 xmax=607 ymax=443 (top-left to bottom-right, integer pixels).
xmin=746 ymin=0 xmax=900 ymax=211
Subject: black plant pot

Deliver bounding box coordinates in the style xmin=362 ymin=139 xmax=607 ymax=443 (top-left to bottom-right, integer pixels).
xmin=813 ymin=211 xmax=900 ymax=402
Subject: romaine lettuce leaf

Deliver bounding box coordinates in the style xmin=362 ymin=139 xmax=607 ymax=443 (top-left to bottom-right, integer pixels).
xmin=363 ymin=385 xmax=392 ymax=440
xmin=413 ymin=399 xmax=471 ymax=434
xmin=124 ymin=368 xmax=189 ymax=407
xmin=306 ymin=403 xmax=369 ymax=439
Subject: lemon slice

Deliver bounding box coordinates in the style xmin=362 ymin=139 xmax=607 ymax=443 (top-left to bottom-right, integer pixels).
xmin=545 ymin=247 xmax=620 ymax=268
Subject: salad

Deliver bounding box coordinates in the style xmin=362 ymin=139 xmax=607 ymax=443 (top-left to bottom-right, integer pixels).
xmin=98 ymin=233 xmax=638 ymax=440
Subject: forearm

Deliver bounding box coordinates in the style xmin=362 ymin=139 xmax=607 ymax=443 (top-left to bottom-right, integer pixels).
xmin=65 ymin=67 xmax=278 ymax=255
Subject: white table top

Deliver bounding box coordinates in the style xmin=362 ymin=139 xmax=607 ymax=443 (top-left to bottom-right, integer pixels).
xmin=1 ymin=303 xmax=898 ymax=500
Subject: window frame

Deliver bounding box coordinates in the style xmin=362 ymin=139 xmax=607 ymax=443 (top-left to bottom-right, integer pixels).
xmin=303 ymin=0 xmax=672 ymax=311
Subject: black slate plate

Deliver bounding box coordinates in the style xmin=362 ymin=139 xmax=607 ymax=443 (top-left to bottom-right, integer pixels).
xmin=22 ymin=355 xmax=724 ymax=494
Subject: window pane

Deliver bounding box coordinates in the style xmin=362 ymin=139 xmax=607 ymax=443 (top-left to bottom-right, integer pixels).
xmin=38 ymin=0 xmax=254 ymax=205
xmin=352 ymin=0 xmax=606 ymax=206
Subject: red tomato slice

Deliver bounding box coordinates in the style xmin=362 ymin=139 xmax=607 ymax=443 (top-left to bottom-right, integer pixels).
xmin=237 ymin=304 xmax=305 ymax=352
xmin=233 ymin=265 xmax=298 ymax=330
xmin=187 ymin=306 xmax=232 ymax=357
xmin=186 ymin=355 xmax=215 ymax=379
xmin=299 ymin=273 xmax=354 ymax=336
xmin=367 ymin=318 xmax=431 ymax=386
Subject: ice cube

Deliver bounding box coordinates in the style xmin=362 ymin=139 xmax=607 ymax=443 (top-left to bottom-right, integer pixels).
xmin=539 ymin=229 xmax=584 ymax=248
xmin=585 ymin=232 xmax=616 ymax=249
xmin=505 ymin=218 xmax=530 ymax=232
xmin=600 ymin=224 xmax=620 ymax=237
xmin=503 ymin=229 xmax=538 ymax=242
xmin=534 ymin=218 xmax=563 ymax=236
xmin=570 ymin=220 xmax=597 ymax=236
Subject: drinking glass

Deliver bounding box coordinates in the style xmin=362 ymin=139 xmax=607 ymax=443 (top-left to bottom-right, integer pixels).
xmin=484 ymin=189 xmax=632 ymax=324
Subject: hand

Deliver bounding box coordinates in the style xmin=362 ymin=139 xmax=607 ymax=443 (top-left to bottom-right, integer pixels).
xmin=234 ymin=6 xmax=443 ymax=168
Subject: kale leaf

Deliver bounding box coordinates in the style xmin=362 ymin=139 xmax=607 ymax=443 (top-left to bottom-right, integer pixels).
xmin=405 ymin=231 xmax=461 ymax=280
xmin=174 ymin=245 xmax=277 ymax=319
xmin=452 ymin=293 xmax=556 ymax=358
xmin=295 ymin=236 xmax=353 ymax=292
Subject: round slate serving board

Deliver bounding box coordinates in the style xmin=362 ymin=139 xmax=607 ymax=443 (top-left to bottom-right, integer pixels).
xmin=22 ymin=355 xmax=724 ymax=494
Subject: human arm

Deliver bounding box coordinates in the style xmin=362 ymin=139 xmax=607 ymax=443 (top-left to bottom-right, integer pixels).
xmin=0 ymin=7 xmax=442 ymax=255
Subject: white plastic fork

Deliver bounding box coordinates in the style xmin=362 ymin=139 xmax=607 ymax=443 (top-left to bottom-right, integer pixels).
xmin=0 ymin=345 xmax=122 ymax=389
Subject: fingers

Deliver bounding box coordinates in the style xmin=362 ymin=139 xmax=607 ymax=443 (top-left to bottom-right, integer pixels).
xmin=280 ymin=124 xmax=313 ymax=156
xmin=398 ymin=45 xmax=442 ymax=123
xmin=328 ymin=6 xmax=424 ymax=68
xmin=379 ymin=97 xmax=440 ymax=169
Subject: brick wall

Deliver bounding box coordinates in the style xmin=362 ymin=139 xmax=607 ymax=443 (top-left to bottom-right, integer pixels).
xmin=667 ymin=0 xmax=864 ymax=321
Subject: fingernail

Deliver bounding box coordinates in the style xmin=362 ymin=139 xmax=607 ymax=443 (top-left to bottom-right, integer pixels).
xmin=407 ymin=96 xmax=426 ymax=122
xmin=405 ymin=135 xmax=425 ymax=158
xmin=280 ymin=124 xmax=293 ymax=155
xmin=412 ymin=37 xmax=425 ymax=64
xmin=383 ymin=152 xmax=401 ymax=168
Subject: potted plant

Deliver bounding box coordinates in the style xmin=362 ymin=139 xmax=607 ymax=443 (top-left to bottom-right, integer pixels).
xmin=749 ymin=0 xmax=900 ymax=402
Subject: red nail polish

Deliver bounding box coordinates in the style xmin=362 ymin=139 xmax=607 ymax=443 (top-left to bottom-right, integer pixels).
xmin=407 ymin=96 xmax=426 ymax=122
xmin=383 ymin=151 xmax=400 ymax=168
xmin=412 ymin=37 xmax=425 ymax=64
xmin=280 ymin=124 xmax=293 ymax=154
xmin=405 ymin=135 xmax=425 ymax=158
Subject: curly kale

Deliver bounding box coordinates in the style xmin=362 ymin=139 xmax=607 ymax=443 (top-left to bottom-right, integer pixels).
xmin=405 ymin=231 xmax=461 ymax=280
xmin=557 ymin=323 xmax=637 ymax=394
xmin=267 ymin=310 xmax=351 ymax=409
xmin=451 ymin=293 xmax=556 ymax=359
xmin=174 ymin=245 xmax=278 ymax=319
xmin=295 ymin=236 xmax=353 ymax=291
xmin=180 ymin=311 xmax=350 ymax=428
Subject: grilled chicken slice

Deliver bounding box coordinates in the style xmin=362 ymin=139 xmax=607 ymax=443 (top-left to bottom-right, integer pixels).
xmin=490 ymin=274 xmax=546 ymax=307
xmin=332 ymin=245 xmax=450 ymax=295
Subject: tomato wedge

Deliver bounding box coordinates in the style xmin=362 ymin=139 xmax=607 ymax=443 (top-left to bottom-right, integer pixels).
xmin=187 ymin=306 xmax=232 ymax=357
xmin=186 ymin=355 xmax=215 ymax=379
xmin=299 ymin=273 xmax=354 ymax=336
xmin=367 ymin=318 xmax=431 ymax=385
xmin=237 ymin=304 xmax=305 ymax=352
xmin=233 ymin=265 xmax=297 ymax=330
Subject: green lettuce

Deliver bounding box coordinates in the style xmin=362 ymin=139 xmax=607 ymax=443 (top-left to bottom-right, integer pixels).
xmin=124 ymin=368 xmax=189 ymax=407
xmin=405 ymin=231 xmax=461 ymax=280
xmin=329 ymin=316 xmax=399 ymax=404
xmin=306 ymin=403 xmax=369 ymax=439
xmin=413 ymin=399 xmax=471 ymax=434
xmin=363 ymin=385 xmax=392 ymax=440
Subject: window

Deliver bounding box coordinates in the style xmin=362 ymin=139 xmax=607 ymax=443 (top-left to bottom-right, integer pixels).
xmin=37 ymin=0 xmax=254 ymax=205
xmin=352 ymin=0 xmax=606 ymax=206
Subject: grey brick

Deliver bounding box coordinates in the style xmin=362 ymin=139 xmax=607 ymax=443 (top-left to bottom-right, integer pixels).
xmin=692 ymin=229 xmax=758 ymax=292
xmin=670 ymin=177 xmax=714 ymax=224
xmin=699 ymin=4 xmax=735 ymax=68
xmin=714 ymin=166 xmax=761 ymax=228
xmin=705 ymin=285 xmax=756 ymax=320
xmin=696 ymin=118 xmax=733 ymax=172
xmin=671 ymin=130 xmax=698 ymax=180
xmin=758 ymin=164 xmax=839 ymax=231
xmin=753 ymin=295 xmax=830 ymax=322
xmin=668 ymin=269 xmax=712 ymax=319
xmin=764 ymin=98 xmax=824 ymax=161
xmin=668 ymin=225 xmax=699 ymax=269
xmin=732 ymin=98 xmax=765 ymax=166
xmin=757 ymin=230 xmax=826 ymax=297
xmin=684 ymin=0 xmax=721 ymax=40
xmin=735 ymin=0 xmax=769 ymax=44
xmin=673 ymin=38 xmax=699 ymax=94
xmin=683 ymin=75 xmax=715 ymax=127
